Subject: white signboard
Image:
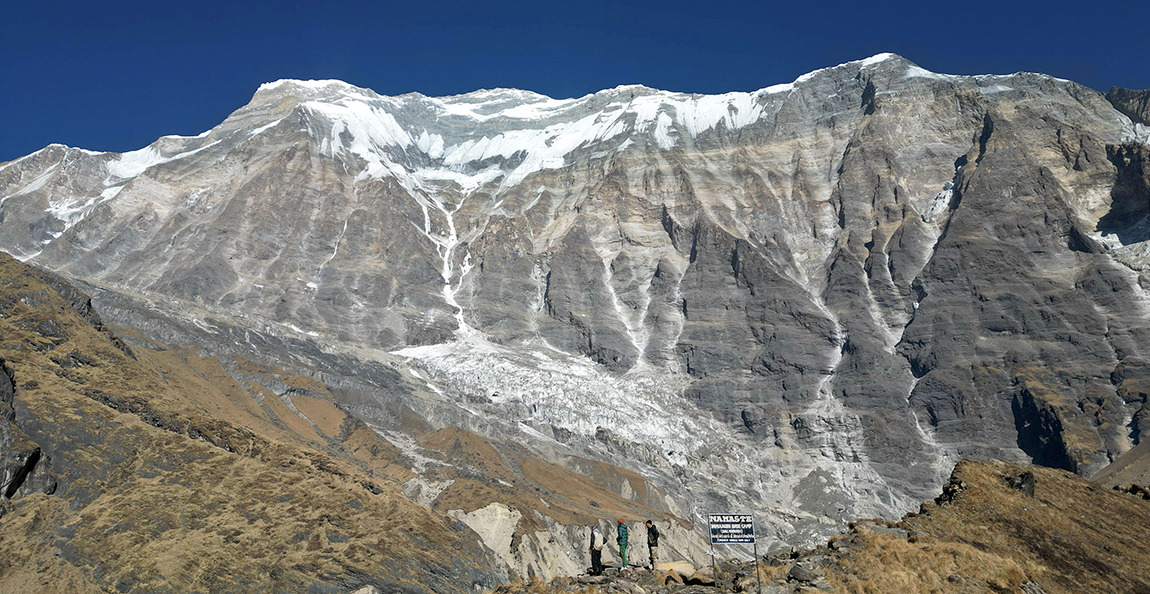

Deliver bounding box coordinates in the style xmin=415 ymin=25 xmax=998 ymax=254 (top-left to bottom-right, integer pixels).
xmin=708 ymin=513 xmax=755 ymax=544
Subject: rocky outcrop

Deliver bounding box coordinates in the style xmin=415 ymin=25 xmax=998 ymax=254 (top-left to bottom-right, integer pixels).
xmin=1107 ymin=86 xmax=1150 ymax=126
xmin=0 ymin=360 xmax=55 ymax=508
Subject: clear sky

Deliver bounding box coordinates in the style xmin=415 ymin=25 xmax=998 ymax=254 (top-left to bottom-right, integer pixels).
xmin=2 ymin=0 xmax=1147 ymax=162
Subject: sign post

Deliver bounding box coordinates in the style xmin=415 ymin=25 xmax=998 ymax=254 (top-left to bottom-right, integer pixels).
xmin=708 ymin=513 xmax=759 ymax=594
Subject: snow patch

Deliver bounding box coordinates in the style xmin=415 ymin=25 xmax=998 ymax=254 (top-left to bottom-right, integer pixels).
xmin=304 ymin=100 xmax=413 ymax=154
xmin=5 ymin=163 xmax=59 ymax=198
xmin=259 ymin=79 xmax=366 ymax=94
xmin=248 ymin=118 xmax=285 ymax=137
xmin=45 ymin=184 xmax=125 ymax=233
xmin=106 ymin=140 xmax=222 ymax=179
xmin=281 ymin=322 xmax=320 ymax=337
xmin=160 ymin=130 xmax=212 ymax=140
xmin=922 ymin=182 xmax=954 ymax=222
xmin=905 ymin=65 xmax=955 ymax=82
xmin=795 ymin=52 xmax=897 ymax=85
xmin=434 ymin=89 xmax=577 ymax=122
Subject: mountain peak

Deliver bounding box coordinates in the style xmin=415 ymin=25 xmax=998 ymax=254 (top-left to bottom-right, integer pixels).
xmin=257 ymin=78 xmax=363 ymax=93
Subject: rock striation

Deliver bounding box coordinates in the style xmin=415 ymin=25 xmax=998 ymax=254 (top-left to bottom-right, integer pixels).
xmin=1107 ymin=86 xmax=1150 ymax=126
xmin=3 ymin=54 xmax=1150 ymax=553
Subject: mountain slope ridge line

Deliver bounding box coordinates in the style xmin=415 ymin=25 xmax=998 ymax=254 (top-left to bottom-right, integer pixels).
xmin=2 ymin=53 xmax=1149 ymax=563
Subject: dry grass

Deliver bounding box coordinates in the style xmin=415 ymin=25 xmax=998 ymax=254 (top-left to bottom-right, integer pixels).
xmin=419 ymin=426 xmax=681 ymax=541
xmin=904 ymin=459 xmax=1150 ymax=594
xmin=0 ymin=253 xmax=497 ymax=593
xmin=827 ymin=530 xmax=1029 ymax=593
xmin=815 ymin=459 xmax=1150 ymax=594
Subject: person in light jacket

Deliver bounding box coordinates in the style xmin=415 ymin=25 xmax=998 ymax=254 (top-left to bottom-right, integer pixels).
xmin=589 ymin=527 xmax=605 ymax=575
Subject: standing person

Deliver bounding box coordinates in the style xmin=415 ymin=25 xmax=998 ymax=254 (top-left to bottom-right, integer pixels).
xmin=645 ymin=519 xmax=660 ymax=569
xmin=616 ymin=518 xmax=629 ymax=568
xmin=589 ymin=527 xmax=605 ymax=575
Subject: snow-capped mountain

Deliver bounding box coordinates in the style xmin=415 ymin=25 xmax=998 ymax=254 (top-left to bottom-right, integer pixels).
xmin=3 ymin=53 xmax=1150 ymax=561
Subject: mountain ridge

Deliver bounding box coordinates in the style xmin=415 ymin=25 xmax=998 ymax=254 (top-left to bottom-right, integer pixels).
xmin=10 ymin=52 xmax=1128 ymax=167
xmin=3 ymin=53 xmax=1150 ymax=564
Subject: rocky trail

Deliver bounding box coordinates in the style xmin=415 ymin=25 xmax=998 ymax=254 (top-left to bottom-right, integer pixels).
xmin=490 ymin=459 xmax=1150 ymax=594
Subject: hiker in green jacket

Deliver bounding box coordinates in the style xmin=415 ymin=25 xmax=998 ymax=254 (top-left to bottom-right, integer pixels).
xmin=616 ymin=518 xmax=629 ymax=568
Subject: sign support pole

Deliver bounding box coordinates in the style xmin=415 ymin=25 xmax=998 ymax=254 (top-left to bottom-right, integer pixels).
xmin=708 ymin=513 xmax=756 ymax=589
xmin=753 ymin=539 xmax=761 ymax=594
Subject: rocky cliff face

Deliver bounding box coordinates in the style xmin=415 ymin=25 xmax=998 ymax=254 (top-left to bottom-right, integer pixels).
xmin=0 ymin=359 xmax=56 ymax=508
xmin=3 ymin=54 xmax=1150 ymax=554
xmin=1108 ymin=86 xmax=1150 ymax=126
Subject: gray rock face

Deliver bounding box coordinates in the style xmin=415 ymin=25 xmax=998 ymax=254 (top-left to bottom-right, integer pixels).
xmin=3 ymin=55 xmax=1150 ymax=550
xmin=1108 ymin=87 xmax=1150 ymax=126
xmin=0 ymin=361 xmax=55 ymax=508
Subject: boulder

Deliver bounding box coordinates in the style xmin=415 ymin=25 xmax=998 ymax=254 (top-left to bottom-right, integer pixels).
xmin=611 ymin=580 xmax=646 ymax=594
xmin=734 ymin=573 xmax=759 ymax=592
xmin=1009 ymin=471 xmax=1036 ymax=497
xmin=653 ymin=570 xmax=684 ymax=586
xmin=654 ymin=561 xmax=695 ymax=580
xmin=787 ymin=562 xmax=824 ymax=583
xmin=1114 ymin=484 xmax=1150 ymax=500
xmin=686 ymin=566 xmax=715 ymax=586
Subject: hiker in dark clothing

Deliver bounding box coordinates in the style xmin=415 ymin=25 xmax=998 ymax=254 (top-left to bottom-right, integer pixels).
xmin=589 ymin=527 xmax=605 ymax=575
xmin=645 ymin=519 xmax=660 ymax=569
xmin=617 ymin=518 xmax=629 ymax=568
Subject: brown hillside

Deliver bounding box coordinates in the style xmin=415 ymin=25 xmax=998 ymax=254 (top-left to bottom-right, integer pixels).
xmin=849 ymin=459 xmax=1150 ymax=593
xmin=0 ymin=252 xmax=502 ymax=594
xmin=417 ymin=425 xmax=679 ymax=540
xmin=1091 ymin=438 xmax=1150 ymax=488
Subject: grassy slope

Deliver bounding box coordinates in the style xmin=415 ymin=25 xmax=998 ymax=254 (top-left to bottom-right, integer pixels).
xmin=417 ymin=426 xmax=677 ymax=541
xmin=898 ymin=459 xmax=1150 ymax=593
xmin=0 ymin=253 xmax=500 ymax=594
xmin=786 ymin=459 xmax=1150 ymax=593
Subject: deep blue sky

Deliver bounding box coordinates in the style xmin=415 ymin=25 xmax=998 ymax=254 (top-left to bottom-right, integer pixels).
xmin=3 ymin=0 xmax=1147 ymax=162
